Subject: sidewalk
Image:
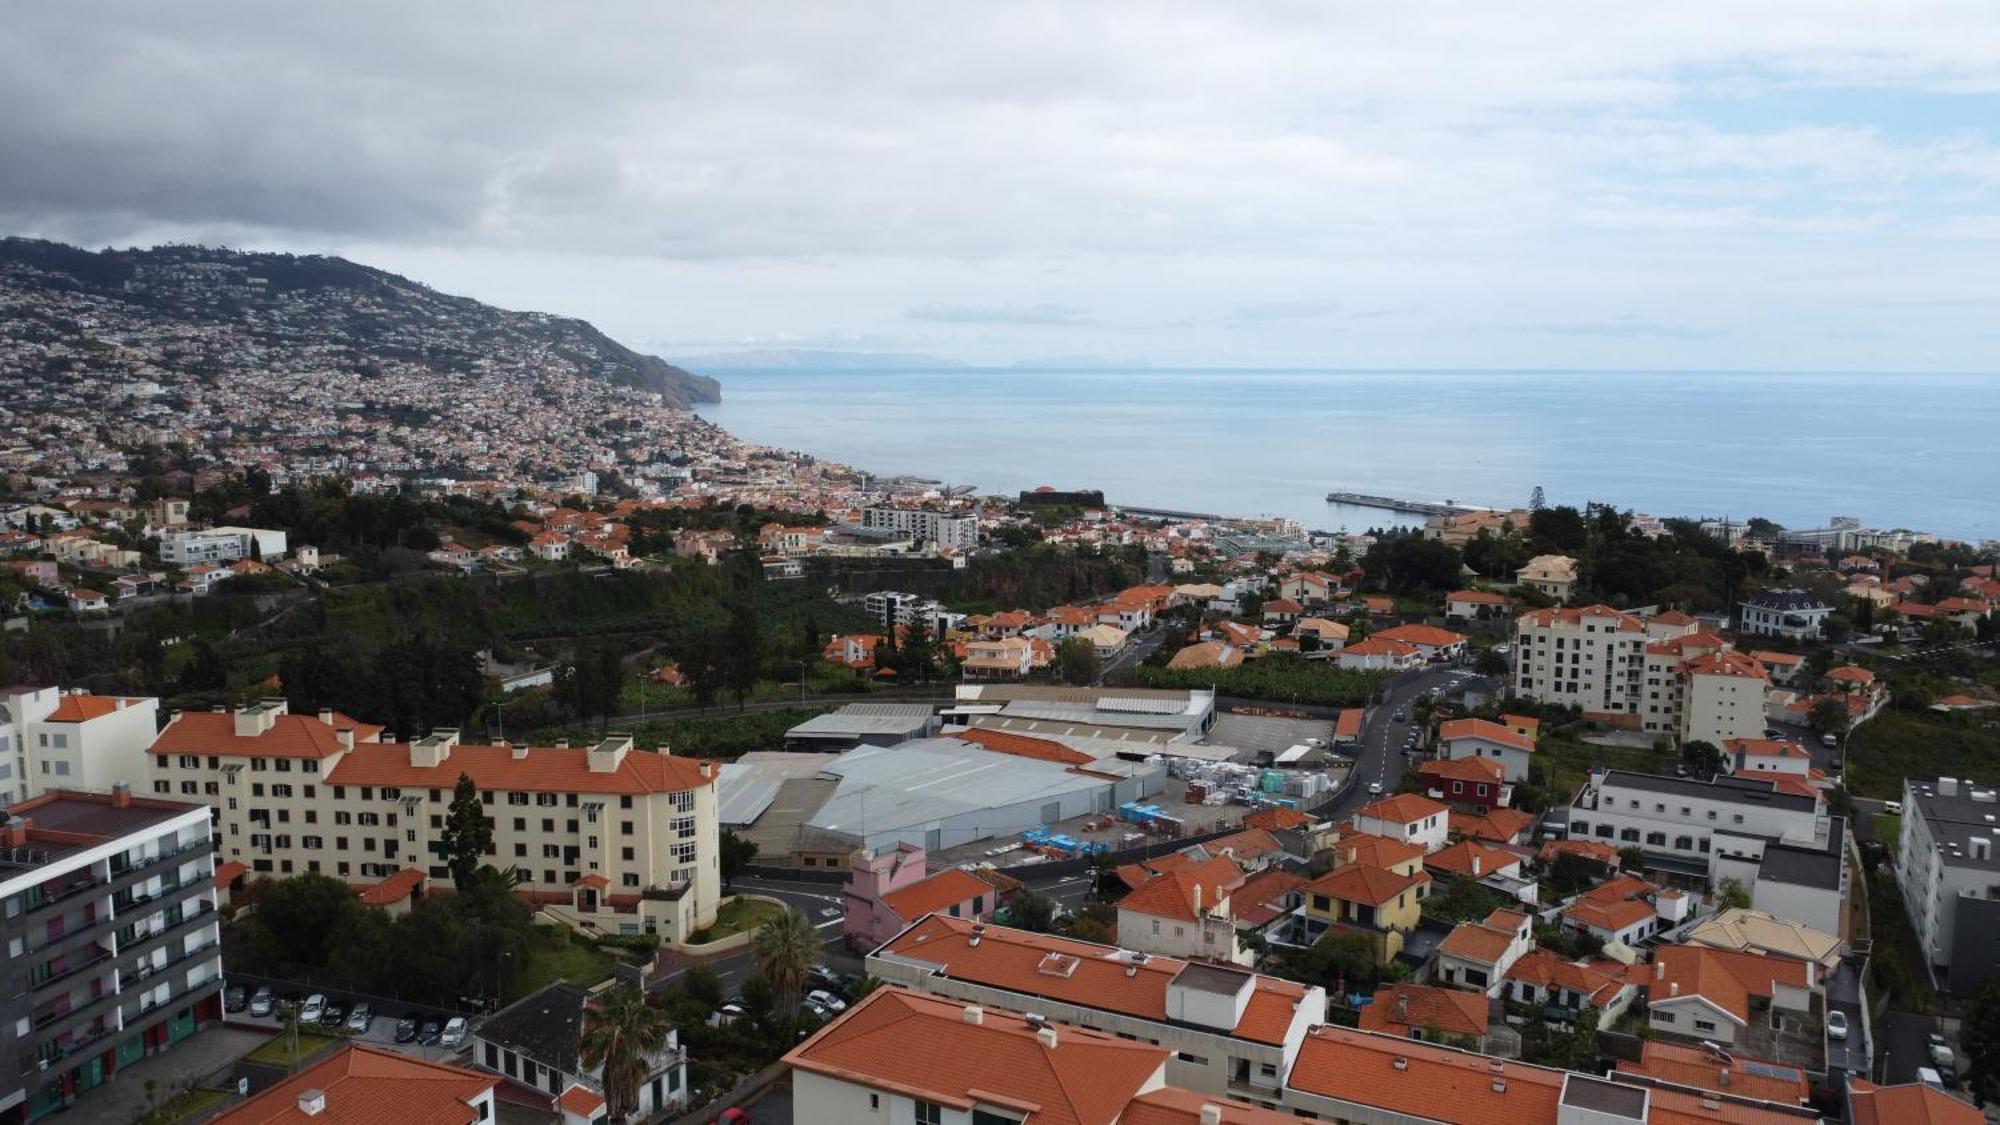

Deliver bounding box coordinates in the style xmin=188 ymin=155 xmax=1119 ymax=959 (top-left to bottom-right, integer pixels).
xmin=90 ymin=1025 xmax=269 ymax=1121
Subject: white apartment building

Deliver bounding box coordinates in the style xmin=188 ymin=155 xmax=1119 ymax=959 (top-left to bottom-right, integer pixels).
xmin=0 ymin=789 xmax=221 ymax=1122
xmin=1897 ymin=776 xmax=2000 ymax=996
xmin=862 ymin=590 xmax=933 ymax=629
xmin=1737 ymin=589 xmax=1834 ymax=641
xmin=157 ymin=526 xmax=287 ymax=566
xmin=0 ymin=687 xmax=160 ymax=803
xmin=1567 ymin=770 xmax=1832 ymax=886
xmin=146 ymin=702 xmax=723 ymax=941
xmin=861 ymin=506 xmax=978 ymax=550
xmin=1512 ymin=605 xmax=1648 ymax=721
xmin=1679 ymin=651 xmax=1772 ymax=748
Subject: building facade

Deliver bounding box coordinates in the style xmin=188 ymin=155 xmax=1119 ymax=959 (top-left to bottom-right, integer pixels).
xmin=1737 ymin=589 xmax=1834 ymax=641
xmin=0 ymin=690 xmax=160 ymax=804
xmin=1897 ymin=776 xmax=2000 ymax=995
xmin=860 ymin=507 xmax=978 ymax=550
xmin=0 ymin=790 xmax=220 ymax=1124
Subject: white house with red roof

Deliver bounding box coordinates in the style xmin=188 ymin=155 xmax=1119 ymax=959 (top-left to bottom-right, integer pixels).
xmin=1435 ymin=907 xmax=1534 ymax=996
xmin=1437 ymin=717 xmax=1537 ymax=782
xmin=1336 ymin=636 xmax=1422 ymax=671
xmin=1372 ymin=623 xmax=1469 ymax=661
xmin=1351 ymin=793 xmax=1450 ymax=853
xmin=1115 ymin=854 xmax=1252 ymax=965
xmin=2 ymin=686 xmax=159 ymax=800
xmin=1445 ymin=589 xmax=1512 ymax=622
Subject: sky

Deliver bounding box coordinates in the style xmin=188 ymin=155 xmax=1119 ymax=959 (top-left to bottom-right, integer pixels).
xmin=6 ymin=2 xmax=2000 ymax=371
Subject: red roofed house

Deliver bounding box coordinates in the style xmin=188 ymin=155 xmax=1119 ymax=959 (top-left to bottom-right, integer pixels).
xmin=1435 ymin=908 xmax=1534 ymax=997
xmin=1448 ymin=807 xmax=1538 ymax=847
xmin=1646 ymin=944 xmax=1816 ymax=1048
xmin=1297 ymin=861 xmax=1430 ymax=963
xmin=1357 ymin=983 xmax=1490 ymax=1048
xmin=1417 ymin=756 xmax=1512 ymax=814
xmin=1444 ymin=589 xmax=1511 ymax=622
xmin=1437 ymin=717 xmax=1537 ymax=782
xmin=845 ymin=842 xmax=1000 ymax=951
xmin=1563 ymin=874 xmax=1668 ymax=947
xmin=5 ymin=685 xmax=160 ymax=799
xmin=1351 ymin=793 xmax=1450 ymax=853
xmin=1335 ymin=636 xmax=1422 ymax=672
xmin=1726 ymin=737 xmax=1812 ymax=777
xmin=213 ymin=1043 xmax=498 ymax=1124
xmin=1116 ymin=855 xmax=1252 ymax=964
xmin=1371 ymin=623 xmax=1469 ymax=661
xmin=1847 ymin=1079 xmax=1987 ymax=1125
xmin=1505 ymin=949 xmax=1641 ymax=1026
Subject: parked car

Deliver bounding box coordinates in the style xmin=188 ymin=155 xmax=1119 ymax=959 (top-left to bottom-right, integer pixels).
xmin=249 ymin=986 xmax=274 ymax=1017
xmin=802 ymin=1000 xmax=832 ymax=1022
xmin=320 ymin=1002 xmax=347 ymax=1027
xmin=1826 ymin=1010 xmax=1848 ymax=1041
xmin=1304 ymin=737 xmax=1327 ymax=749
xmin=1882 ymin=800 xmax=1903 ymax=815
xmin=224 ymin=986 xmax=247 ymax=1013
xmin=440 ymin=1017 xmax=468 ymax=1048
xmin=300 ymin=994 xmax=326 ymax=1024
xmin=1764 ymin=728 xmax=1784 ymax=738
xmin=1927 ymin=1032 xmax=1955 ymax=1068
xmin=1392 ymin=710 xmax=1407 ymax=722
xmin=1820 ymin=732 xmax=1839 ymax=749
xmin=418 ymin=1019 xmax=445 ymax=1045
xmin=394 ymin=1015 xmax=420 ymax=1043
xmin=346 ymin=1004 xmax=374 ymax=1034
xmin=806 ymin=989 xmax=847 ymax=1014
xmin=1367 ymin=781 xmax=1383 ymax=795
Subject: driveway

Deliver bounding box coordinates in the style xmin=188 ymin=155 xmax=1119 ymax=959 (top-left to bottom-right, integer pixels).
xmin=1823 ymin=955 xmax=1870 ymax=1076
xmin=1879 ymin=1009 xmax=1941 ymax=1085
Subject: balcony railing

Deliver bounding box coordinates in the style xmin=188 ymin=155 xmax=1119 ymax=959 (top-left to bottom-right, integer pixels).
xmin=24 ymin=947 xmax=116 ymax=997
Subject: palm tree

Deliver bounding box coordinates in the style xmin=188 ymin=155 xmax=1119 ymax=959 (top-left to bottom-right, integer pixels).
xmin=579 ymin=985 xmax=670 ymax=1121
xmin=752 ymin=907 xmax=819 ymax=1024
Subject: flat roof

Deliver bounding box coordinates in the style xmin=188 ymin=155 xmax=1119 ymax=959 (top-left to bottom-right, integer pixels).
xmin=808 ymin=739 xmax=1117 ymax=839
xmin=1596 ymin=770 xmax=1819 ymax=814
xmin=785 ymin=703 xmax=936 ymax=739
xmin=1907 ymin=779 xmax=2000 ymax=873
xmin=2 ymin=790 xmax=202 ymax=870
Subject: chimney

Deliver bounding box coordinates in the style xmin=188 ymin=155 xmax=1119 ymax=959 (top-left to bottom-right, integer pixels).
xmin=1472 ymin=854 xmax=1482 ymax=876
xmin=1392 ymin=1056 xmax=1409 ymax=1071
xmin=555 ymin=739 xmax=570 ymax=750
xmin=1670 ymin=982 xmax=1679 ymax=996
xmin=1036 ymin=1026 xmax=1058 ymax=1050
xmin=297 ymin=1089 xmax=326 ymax=1116
xmin=1 ymin=817 xmax=30 ymax=848
xmin=962 ymin=1005 xmax=983 ymax=1025
xmin=1939 ymin=777 xmax=1960 ymax=797
xmin=512 ymin=743 xmax=530 ymax=760
xmin=1200 ymin=1107 xmax=1224 ymax=1125
xmin=1718 ymin=1069 xmax=1731 ymax=1087
xmin=335 ymin=727 xmax=353 ymax=750
xmin=114 ymin=697 xmax=127 ymax=710
xmin=111 ymin=782 xmax=131 ymax=809
xmin=1394 ymin=993 xmax=1409 ymax=1024
xmin=968 ymin=924 xmax=985 ymax=947
xmin=1194 ymin=882 xmax=1203 ymax=915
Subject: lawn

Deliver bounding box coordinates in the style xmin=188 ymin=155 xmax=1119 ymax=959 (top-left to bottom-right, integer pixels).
xmin=507 ymin=926 xmax=616 ymax=1002
xmin=1535 ymin=736 xmax=1676 ymax=800
xmin=1873 ymin=813 xmax=1901 ymax=849
xmin=1845 ymin=709 xmax=2000 ymax=799
xmin=245 ymin=1030 xmax=340 ymax=1067
xmin=686 ymin=897 xmax=785 ymax=945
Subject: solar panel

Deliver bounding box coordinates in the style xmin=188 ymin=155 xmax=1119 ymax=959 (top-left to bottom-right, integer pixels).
xmin=1739 ymin=1060 xmax=1802 ymax=1080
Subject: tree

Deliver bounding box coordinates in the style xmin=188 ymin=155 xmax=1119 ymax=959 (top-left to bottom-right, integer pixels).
xmin=1473 ymin=647 xmax=1508 ymax=676
xmin=752 ymin=908 xmax=820 ymax=1027
xmin=580 ymin=984 xmax=671 ymax=1120
xmin=1280 ymin=929 xmax=1381 ymax=995
xmin=680 ymin=964 xmax=726 ymax=1010
xmin=1618 ymin=846 xmax=1646 ymax=873
xmin=1962 ymin=976 xmax=2000 ymax=1093
xmin=1054 ymin=636 xmax=1101 ymax=686
xmin=719 ymin=829 xmax=758 ymax=890
xmin=723 ymin=599 xmax=764 ymax=709
xmin=898 ymin=618 xmax=935 ymax=682
xmin=1715 ymin=877 xmax=1752 ymax=911
xmin=250 ymin=873 xmax=364 ymax=969
xmin=1808 ymin=698 xmax=1850 ymax=739
xmin=1680 ymin=739 xmax=1723 ymax=775
xmin=1010 ymin=891 xmax=1057 ymax=933
xmin=438 ymin=773 xmax=492 ymax=886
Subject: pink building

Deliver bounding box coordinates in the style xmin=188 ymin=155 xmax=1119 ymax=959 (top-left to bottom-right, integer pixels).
xmin=843 ymin=843 xmax=999 ymax=951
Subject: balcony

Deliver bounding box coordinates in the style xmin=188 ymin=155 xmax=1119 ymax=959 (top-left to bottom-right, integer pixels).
xmin=22 ymin=946 xmax=116 ymax=1001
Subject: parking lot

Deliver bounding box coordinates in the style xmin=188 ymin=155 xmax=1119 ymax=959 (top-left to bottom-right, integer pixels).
xmin=1205 ymin=712 xmax=1338 ymax=762
xmin=225 ymin=976 xmax=477 ymax=1065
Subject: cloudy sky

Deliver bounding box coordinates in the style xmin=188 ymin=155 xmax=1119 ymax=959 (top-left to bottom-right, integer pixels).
xmin=6 ymin=2 xmax=2000 ymax=370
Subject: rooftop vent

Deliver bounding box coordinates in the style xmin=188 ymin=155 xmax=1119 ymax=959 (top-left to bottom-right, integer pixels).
xmin=1200 ymin=1108 xmax=1224 ymax=1125
xmin=1036 ymin=1026 xmax=1058 ymax=1050
xmin=1492 ymin=1079 xmax=1507 ymax=1093
xmin=961 ymin=1006 xmax=983 ymax=1026
xmin=1036 ymin=953 xmax=1079 ymax=978
xmin=297 ymin=1089 xmax=326 ymax=1116
xmin=1392 ymin=1057 xmax=1409 ymax=1071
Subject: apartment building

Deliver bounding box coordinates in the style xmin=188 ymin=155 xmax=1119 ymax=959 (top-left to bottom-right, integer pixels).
xmin=1568 ymin=771 xmax=1843 ymax=917
xmin=147 ymin=702 xmax=723 ymax=941
xmin=1738 ymin=589 xmax=1834 ymax=641
xmin=0 ymin=789 xmax=220 ymax=1123
xmin=1512 ymin=605 xmax=1648 ymax=721
xmin=1897 ymin=776 xmax=2000 ymax=995
xmin=1 ymin=687 xmax=160 ymax=803
xmin=868 ymin=914 xmax=1325 ymax=1110
xmin=157 ymin=526 xmax=287 ymax=566
xmin=861 ymin=506 xmax=978 ymax=550
xmin=862 ymin=589 xmax=927 ymax=629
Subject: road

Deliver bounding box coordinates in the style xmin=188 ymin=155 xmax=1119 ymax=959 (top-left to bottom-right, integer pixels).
xmin=1102 ymin=628 xmax=1167 ymax=680
xmin=1316 ymin=664 xmax=1493 ymax=821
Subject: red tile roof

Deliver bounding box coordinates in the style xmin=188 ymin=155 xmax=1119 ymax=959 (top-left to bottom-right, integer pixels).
xmin=1355 ymin=793 xmax=1447 ymax=825
xmin=1614 ymin=1040 xmax=1808 ymax=1104
xmin=1202 ymin=828 xmax=1285 ymax=865
xmin=356 ymin=867 xmax=427 ymax=906
xmin=213 ymin=1043 xmax=495 ymax=1124
xmin=1536 ymin=839 xmax=1621 ymax=867
xmin=555 ymin=1086 xmax=606 ymax=1117
xmin=1848 ymin=1080 xmax=1985 ymax=1125
xmin=1448 ymin=590 xmax=1511 ymax=604
xmin=1118 ymin=856 xmax=1244 ymax=923
xmin=152 ymin=710 xmax=385 ymax=759
xmin=214 ymin=860 xmax=249 ymax=888
xmin=1341 ymin=637 xmax=1420 ymax=658
xmin=950 ymin=728 xmax=1094 ymax=765
xmin=1438 ymin=718 xmax=1536 ymax=753
xmin=1302 ymin=862 xmax=1429 ymax=908
xmin=876 ymin=915 xmax=1312 ymax=1045
xmin=882 ymin=868 xmax=997 ymax=923
xmin=1420 ymin=756 xmax=1507 ymax=786
xmin=43 ymin=694 xmax=144 ymax=722
xmin=1648 ymin=945 xmax=1813 ymax=1024
xmin=1520 ymin=605 xmax=1644 ymax=632
xmin=325 ymin=743 xmax=714 ymax=796
xmin=1289 ymin=1026 xmax=1562 ymax=1119
xmin=1374 ymin=624 xmax=1469 ymax=648
xmin=783 ymin=986 xmax=1168 ymax=1125
xmin=1357 ymin=983 xmax=1487 ymax=1039
xmin=1425 ymin=840 xmax=1519 ymax=880
xmin=1331 ymin=831 xmax=1425 ymax=870
xmin=1503 ymin=949 xmax=1629 ymax=1008
xmin=1563 ymin=874 xmax=1659 ymax=934
xmin=1114 ymin=852 xmax=1194 ymax=891
xmin=1241 ymin=806 xmax=1314 ymax=832
xmin=1121 ymin=1086 xmax=1297 ymax=1125
xmin=1450 ymin=808 xmax=1537 ymax=844
xmin=1229 ymin=867 xmax=1307 ymax=925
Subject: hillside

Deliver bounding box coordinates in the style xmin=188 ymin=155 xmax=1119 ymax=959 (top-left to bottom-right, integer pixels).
xmin=0 ymin=238 xmax=719 ymax=407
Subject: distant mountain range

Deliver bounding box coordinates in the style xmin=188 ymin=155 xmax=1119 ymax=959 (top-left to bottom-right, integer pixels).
xmin=0 ymin=238 xmax=721 ymax=407
xmin=673 ymin=348 xmax=964 ymax=371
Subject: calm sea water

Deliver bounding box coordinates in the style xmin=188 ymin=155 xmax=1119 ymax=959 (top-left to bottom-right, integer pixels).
xmin=695 ymin=370 xmax=2000 ymax=541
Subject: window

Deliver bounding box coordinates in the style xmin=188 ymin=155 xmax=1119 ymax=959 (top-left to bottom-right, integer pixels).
xmin=622 ymin=873 xmax=639 ymax=887
xmin=621 ymin=847 xmax=635 ymax=861
xmin=1654 ymin=1011 xmax=1675 ymax=1024
xmin=272 ymin=784 xmax=292 ymax=798
xmin=672 ymin=842 xmax=696 ymax=864
xmin=514 ymin=818 xmax=526 ymax=832
xmin=913 ymin=1102 xmax=943 ymax=1125
xmin=154 ymin=780 xmax=171 ymax=794
xmin=673 ymin=816 xmax=696 ymax=839
xmin=1693 ymin=1019 xmax=1717 ymax=1032
xmin=621 ymin=820 xmax=634 ymax=836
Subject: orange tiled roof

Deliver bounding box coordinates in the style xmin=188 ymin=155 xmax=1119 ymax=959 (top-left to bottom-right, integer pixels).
xmin=43 ymin=694 xmax=143 ymax=722
xmin=1729 ymin=770 xmax=1820 ymax=799
xmin=1684 ymin=650 xmax=1770 ymax=681
xmin=1374 ymin=624 xmax=1468 ymax=648
xmin=1726 ymin=737 xmax=1809 ymax=760
xmin=1288 ymin=1025 xmax=1565 ymax=1121
xmin=1848 ymin=1080 xmax=1985 ymax=1125
xmin=783 ymin=986 xmax=1168 ymax=1125
xmin=882 ymin=868 xmax=994 ymax=923
xmin=1649 ymin=945 xmax=1812 ymax=1023
xmin=214 ymin=860 xmax=249 ymax=887
xmin=1519 ymin=604 xmax=1644 ymax=632
xmin=1229 ymin=867 xmax=1307 ymax=924
xmin=1615 ymin=1040 xmax=1808 ymax=1105
xmin=1241 ymin=806 xmax=1314 ymax=832
xmin=556 ymin=1086 xmax=606 ymax=1116
xmin=1332 ymin=831 xmax=1425 ymax=870
xmin=1504 ymin=949 xmax=1628 ymax=1007
xmin=1357 ymin=983 xmax=1487 ymax=1038
xmin=1121 ymin=1086 xmax=1297 ymax=1125
xmin=1119 ymin=856 xmax=1245 ymax=923
xmin=152 ymin=710 xmax=386 ymax=759
xmin=1425 ymin=840 xmax=1518 ymax=880
xmin=1438 ymin=916 xmax=1517 ymax=966
xmin=356 ymin=867 xmax=426 ymax=907
xmin=1341 ymin=637 xmax=1420 ymax=658
xmin=1826 ymin=664 xmax=1875 ymax=684
xmin=1420 ymin=756 xmax=1507 ymax=785
xmin=1564 ymin=874 xmax=1658 ymax=934
xmin=950 ymin=728 xmax=1093 ymax=765
xmin=1537 ymin=838 xmax=1621 ymax=867
xmin=1355 ymin=792 xmax=1447 ymax=825
xmin=1203 ymin=828 xmax=1285 ymax=865
xmin=1449 ymin=808 xmax=1536 ymax=843
xmin=876 ymin=915 xmax=1311 ymax=1045
xmin=213 ymin=1043 xmax=495 ymax=1124
xmin=325 ymin=742 xmax=714 ymax=796
xmin=1448 ymin=589 xmax=1510 ymax=604
xmin=1302 ymin=862 xmax=1429 ymax=908
xmin=1438 ymin=718 xmax=1535 ymax=753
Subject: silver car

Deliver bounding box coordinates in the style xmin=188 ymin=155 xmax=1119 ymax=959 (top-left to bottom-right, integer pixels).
xmin=439 ymin=1016 xmax=469 ymax=1048
xmin=346 ymin=1003 xmax=374 ymax=1033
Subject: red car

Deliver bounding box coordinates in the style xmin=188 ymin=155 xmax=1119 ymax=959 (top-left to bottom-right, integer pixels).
xmin=717 ymin=1110 xmax=751 ymax=1124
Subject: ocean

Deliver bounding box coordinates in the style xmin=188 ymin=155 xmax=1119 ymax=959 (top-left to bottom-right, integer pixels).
xmin=695 ymin=369 xmax=2000 ymax=541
